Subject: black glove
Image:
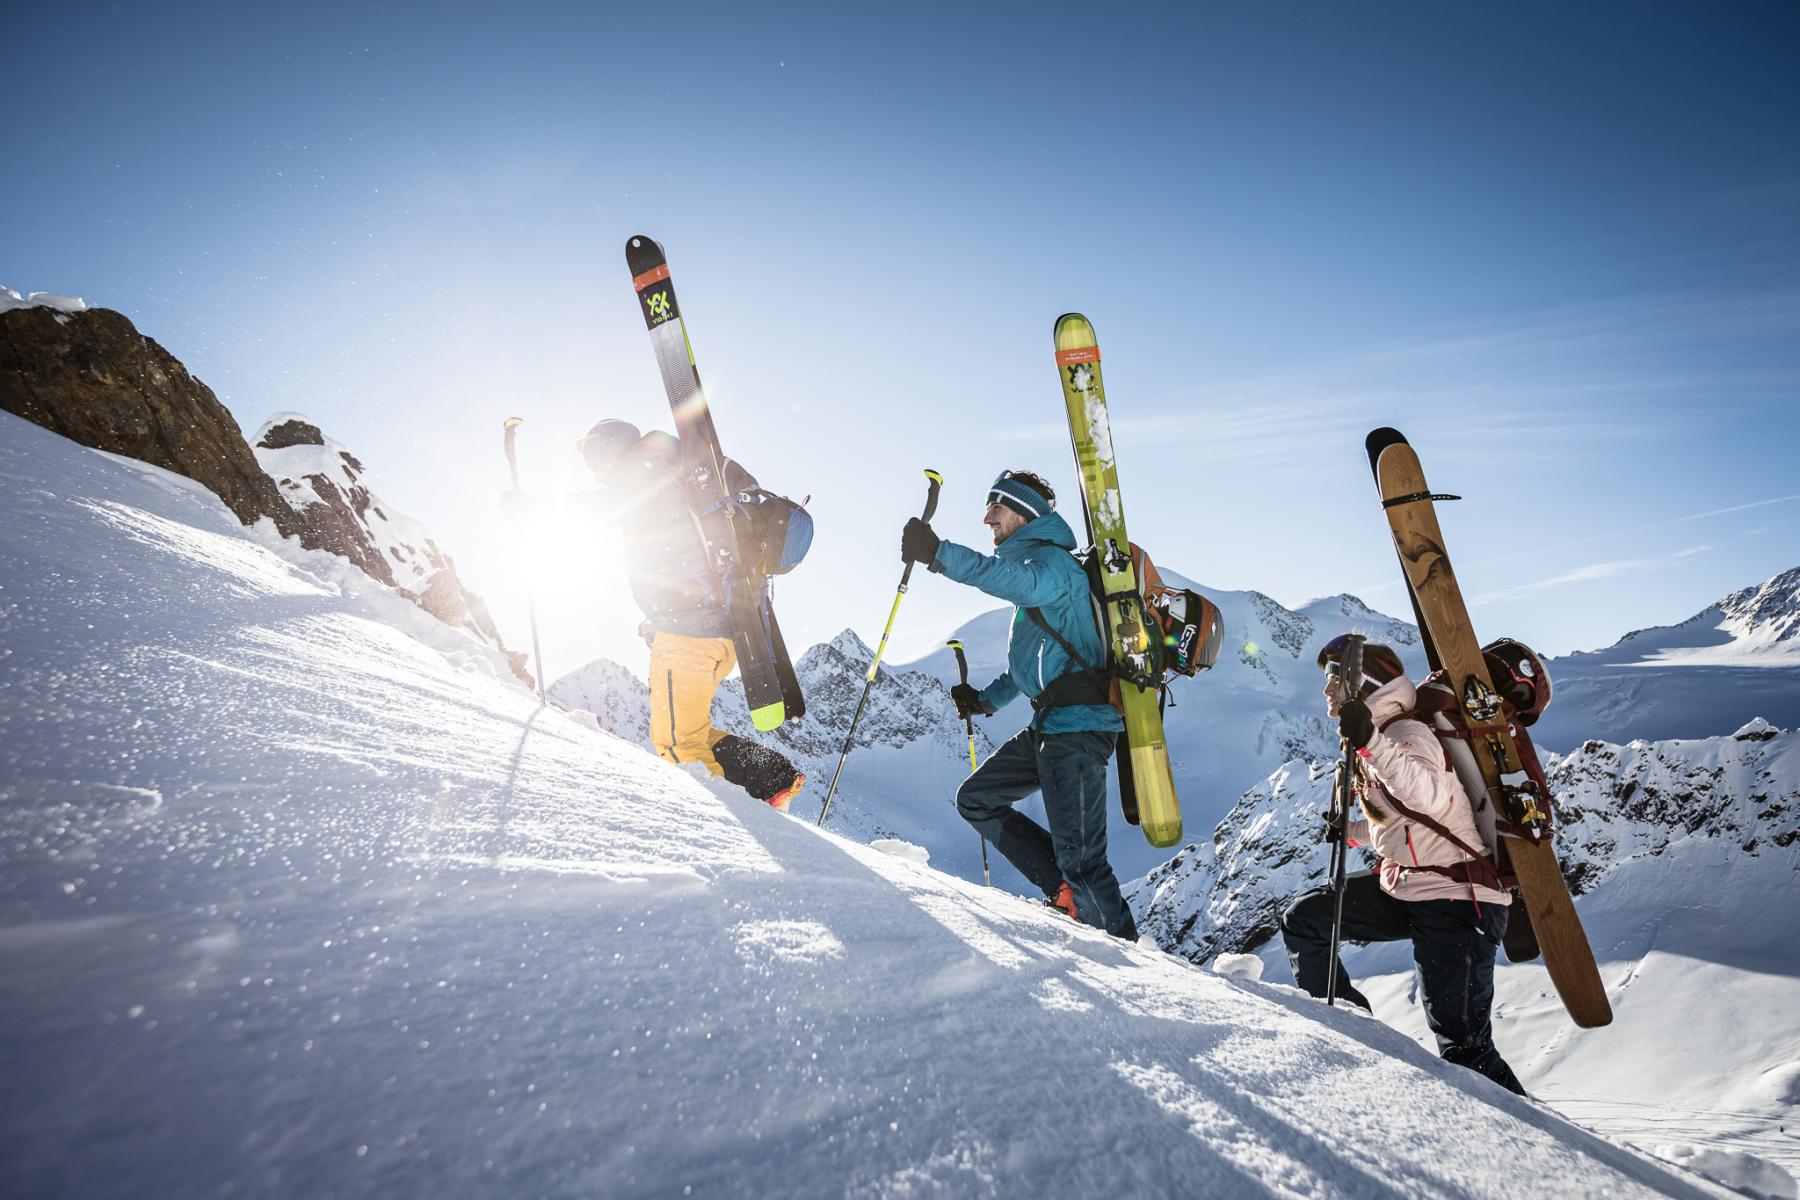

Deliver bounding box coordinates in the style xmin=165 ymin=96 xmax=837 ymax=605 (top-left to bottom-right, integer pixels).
xmin=950 ymin=683 xmax=987 ymax=720
xmin=1338 ymin=699 xmax=1374 ymax=750
xmin=901 ymin=517 xmax=940 ymax=566
xmin=1321 ymin=807 xmax=1346 ymax=845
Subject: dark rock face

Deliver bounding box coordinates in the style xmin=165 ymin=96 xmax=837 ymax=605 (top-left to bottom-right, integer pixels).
xmin=0 ymin=306 xmax=303 ymax=540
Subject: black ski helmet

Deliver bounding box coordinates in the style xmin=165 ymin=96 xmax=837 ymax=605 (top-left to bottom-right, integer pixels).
xmin=1316 ymin=635 xmax=1405 ymax=693
xmin=576 ymin=419 xmax=641 ymax=473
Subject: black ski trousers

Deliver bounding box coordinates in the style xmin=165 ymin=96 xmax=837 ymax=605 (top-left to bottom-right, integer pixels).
xmin=1281 ymin=873 xmax=1526 ymax=1096
xmin=957 ymin=729 xmax=1139 ymax=941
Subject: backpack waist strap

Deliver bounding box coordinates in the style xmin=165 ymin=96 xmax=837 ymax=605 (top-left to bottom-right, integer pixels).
xmin=1022 ymin=607 xmax=1113 ymax=713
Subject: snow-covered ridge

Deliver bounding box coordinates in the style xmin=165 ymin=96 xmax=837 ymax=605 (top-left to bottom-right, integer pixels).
xmin=1532 ymin=565 xmax=1800 ymax=751
xmin=1562 ymin=565 xmax=1800 ymax=669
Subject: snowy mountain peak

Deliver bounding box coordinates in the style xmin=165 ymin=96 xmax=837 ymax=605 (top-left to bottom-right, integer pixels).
xmin=1563 ymin=563 xmax=1800 ymax=669
xmin=818 ymin=627 xmax=877 ymax=665
xmin=1720 ymin=566 xmax=1800 ymax=644
xmin=1734 ymin=716 xmax=1782 ymax=742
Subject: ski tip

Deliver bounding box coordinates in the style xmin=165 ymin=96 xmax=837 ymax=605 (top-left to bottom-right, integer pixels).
xmin=1053 ymin=312 xmax=1097 ymax=347
xmin=1365 ymin=427 xmax=1409 ymax=473
xmin=749 ymin=700 xmax=786 ymax=733
xmin=945 ymin=639 xmax=964 ymax=649
xmin=624 ymin=234 xmax=665 ymax=270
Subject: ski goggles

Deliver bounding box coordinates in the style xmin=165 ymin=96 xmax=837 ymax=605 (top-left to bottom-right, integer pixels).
xmin=1317 ymin=635 xmax=1405 ymax=687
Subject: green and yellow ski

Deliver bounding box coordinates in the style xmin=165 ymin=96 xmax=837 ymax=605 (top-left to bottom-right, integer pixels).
xmin=1054 ymin=314 xmax=1182 ymax=848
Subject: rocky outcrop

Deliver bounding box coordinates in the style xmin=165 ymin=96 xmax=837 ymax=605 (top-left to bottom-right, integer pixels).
xmin=252 ymin=415 xmax=521 ymax=674
xmin=0 ymin=296 xmax=524 ymax=682
xmin=0 ymin=303 xmax=305 ymax=541
xmin=253 ymin=417 xmax=396 ymax=584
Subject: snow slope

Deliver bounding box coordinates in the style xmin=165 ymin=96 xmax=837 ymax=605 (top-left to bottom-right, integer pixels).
xmin=0 ymin=409 xmax=1734 ymax=1197
xmin=550 ymin=632 xmax=1011 ymax=892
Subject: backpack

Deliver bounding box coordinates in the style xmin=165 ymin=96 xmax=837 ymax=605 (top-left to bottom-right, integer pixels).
xmin=1023 ymin=542 xmax=1224 ymax=712
xmin=717 ymin=488 xmax=814 ymax=576
xmin=1395 ymin=641 xmax=1559 ymax=894
xmin=1021 ymin=542 xmax=1222 ymax=826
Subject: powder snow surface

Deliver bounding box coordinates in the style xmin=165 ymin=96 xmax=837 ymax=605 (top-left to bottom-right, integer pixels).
xmin=0 ymin=411 xmax=1734 ymax=1198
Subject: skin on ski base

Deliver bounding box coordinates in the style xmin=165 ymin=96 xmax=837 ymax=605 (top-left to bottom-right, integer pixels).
xmin=1054 ymin=313 xmax=1181 ymax=848
xmin=627 ymin=234 xmax=787 ymax=732
xmin=1370 ymin=431 xmax=1612 ymax=1028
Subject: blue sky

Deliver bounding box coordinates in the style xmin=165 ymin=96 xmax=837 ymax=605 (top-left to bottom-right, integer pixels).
xmin=6 ymin=1 xmax=1798 ymax=677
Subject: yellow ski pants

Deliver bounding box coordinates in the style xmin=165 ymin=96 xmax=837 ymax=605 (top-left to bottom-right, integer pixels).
xmin=648 ymin=632 xmax=737 ymax=777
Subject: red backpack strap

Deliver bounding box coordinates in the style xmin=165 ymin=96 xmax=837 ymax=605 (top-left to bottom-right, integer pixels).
xmin=1374 ymin=791 xmax=1508 ymax=891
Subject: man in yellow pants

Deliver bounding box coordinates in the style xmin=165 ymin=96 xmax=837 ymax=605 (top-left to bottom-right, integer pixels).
xmin=505 ymin=419 xmax=803 ymax=808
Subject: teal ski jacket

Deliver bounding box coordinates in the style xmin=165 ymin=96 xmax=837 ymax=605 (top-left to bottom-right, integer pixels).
xmin=931 ymin=511 xmax=1124 ymax=735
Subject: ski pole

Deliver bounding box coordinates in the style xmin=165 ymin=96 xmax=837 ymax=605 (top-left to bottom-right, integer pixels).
xmin=817 ymin=468 xmax=942 ymax=826
xmin=502 ymin=417 xmax=548 ymax=706
xmin=947 ymin=638 xmax=990 ymax=886
xmin=1325 ymin=634 xmax=1365 ymax=1006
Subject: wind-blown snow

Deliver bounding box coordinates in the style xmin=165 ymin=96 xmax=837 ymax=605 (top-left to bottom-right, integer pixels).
xmin=0 ymin=408 xmax=1734 ymax=1197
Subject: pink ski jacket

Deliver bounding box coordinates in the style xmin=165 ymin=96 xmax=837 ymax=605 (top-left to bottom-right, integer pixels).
xmin=1346 ymin=676 xmax=1510 ymax=907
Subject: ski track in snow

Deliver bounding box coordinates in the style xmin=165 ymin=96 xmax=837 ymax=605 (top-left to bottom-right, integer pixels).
xmin=0 ymin=410 xmax=1768 ymax=1199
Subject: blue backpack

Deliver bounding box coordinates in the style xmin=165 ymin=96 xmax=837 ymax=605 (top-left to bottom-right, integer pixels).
xmin=726 ymin=488 xmax=813 ymax=576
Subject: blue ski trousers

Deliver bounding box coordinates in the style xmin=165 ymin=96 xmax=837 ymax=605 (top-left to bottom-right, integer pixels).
xmin=956 ymin=729 xmax=1139 ymax=941
xmin=1281 ymin=872 xmax=1526 ymax=1095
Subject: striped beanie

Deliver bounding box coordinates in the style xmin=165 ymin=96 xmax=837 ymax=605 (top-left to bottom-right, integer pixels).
xmin=987 ymin=471 xmax=1054 ymax=521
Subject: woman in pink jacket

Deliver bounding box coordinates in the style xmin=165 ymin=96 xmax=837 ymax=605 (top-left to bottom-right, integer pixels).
xmin=1279 ymin=638 xmax=1525 ymax=1096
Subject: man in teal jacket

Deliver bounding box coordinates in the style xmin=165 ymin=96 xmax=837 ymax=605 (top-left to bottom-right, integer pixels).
xmin=901 ymin=470 xmax=1138 ymax=940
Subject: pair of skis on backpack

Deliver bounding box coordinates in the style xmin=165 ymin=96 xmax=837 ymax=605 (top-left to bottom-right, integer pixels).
xmin=626 ymin=235 xmax=802 ymax=733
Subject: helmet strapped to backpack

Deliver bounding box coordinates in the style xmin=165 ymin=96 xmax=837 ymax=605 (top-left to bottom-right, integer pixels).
xmin=1481 ymin=637 xmax=1552 ymax=727
xmin=1149 ymin=588 xmax=1223 ymax=676
xmin=715 ymin=488 xmax=813 ymax=577
xmin=1025 ymin=541 xmax=1225 ymax=704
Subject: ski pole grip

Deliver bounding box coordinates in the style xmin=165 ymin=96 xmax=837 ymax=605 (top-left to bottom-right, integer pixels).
xmin=920 ymin=469 xmax=943 ymax=524
xmin=1343 ymin=634 xmax=1365 ymax=697
xmin=947 ymin=639 xmax=969 ymax=686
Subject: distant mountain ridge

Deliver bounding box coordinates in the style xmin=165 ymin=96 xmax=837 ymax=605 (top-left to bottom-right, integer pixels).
xmin=1536 ymin=565 xmax=1800 ymax=750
